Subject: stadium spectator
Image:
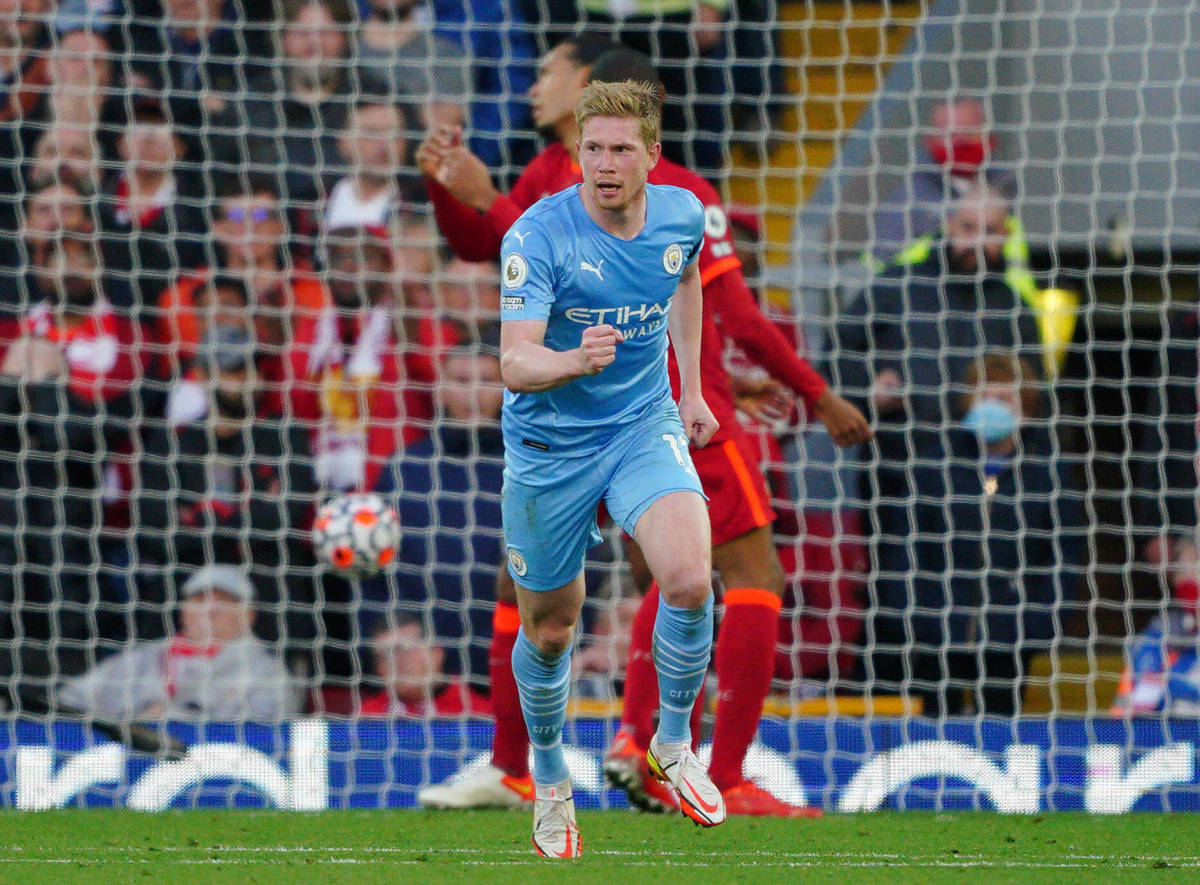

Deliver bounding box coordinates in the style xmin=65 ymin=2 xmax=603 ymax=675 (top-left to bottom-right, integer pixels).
xmin=361 ymin=339 xmax=505 ymax=686
xmin=99 ymin=106 xmax=207 ymax=318
xmin=872 ymin=353 xmax=1084 ymax=715
xmin=435 ymin=256 xmax=500 ymax=344
xmin=829 ymin=183 xmax=1045 ymax=702
xmin=218 ymin=0 xmax=355 ymax=235
xmin=0 ymin=235 xmax=144 ymax=690
xmin=343 ymin=613 xmax=492 ymax=717
xmin=34 ymin=28 xmax=126 ymax=162
xmin=160 ymin=276 xmax=288 ymax=426
xmin=57 ymin=564 xmax=301 ymax=721
xmin=125 ymin=0 xmax=274 ymax=160
xmin=0 ymin=177 xmax=96 ymax=316
xmin=324 ymin=98 xmax=424 ymax=232
xmin=0 ymin=0 xmax=51 ymax=233
xmin=354 ymin=0 xmax=468 ymax=133
xmin=1112 ymin=541 xmax=1200 ymax=717
xmin=288 ymin=222 xmax=426 ymax=493
xmin=136 ymin=324 xmax=318 ymax=646
xmin=428 ymin=0 xmax=537 ymax=172
xmin=872 ymin=98 xmax=1004 ymax=264
xmin=28 ymin=123 xmax=103 ymax=193
xmin=155 ymin=178 xmax=326 ymax=383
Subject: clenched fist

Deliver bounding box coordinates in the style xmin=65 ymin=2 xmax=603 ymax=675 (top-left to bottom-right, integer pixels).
xmin=577 ymin=324 xmax=625 ymax=375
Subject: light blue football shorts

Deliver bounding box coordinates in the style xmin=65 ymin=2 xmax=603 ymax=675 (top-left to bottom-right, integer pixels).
xmin=502 ymin=408 xmax=706 ymax=591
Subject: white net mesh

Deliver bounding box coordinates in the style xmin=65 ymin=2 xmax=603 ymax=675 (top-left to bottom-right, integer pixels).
xmin=0 ymin=0 xmax=1198 ymax=811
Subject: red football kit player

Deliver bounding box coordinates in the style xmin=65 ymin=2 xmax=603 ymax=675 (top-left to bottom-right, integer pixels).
xmin=414 ymin=38 xmax=869 ymax=817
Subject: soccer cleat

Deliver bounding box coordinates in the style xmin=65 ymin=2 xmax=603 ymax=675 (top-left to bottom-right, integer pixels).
xmin=646 ymin=735 xmax=726 ymax=827
xmin=531 ymin=779 xmax=582 ymax=859
xmin=603 ymin=729 xmax=680 ymax=814
xmin=722 ymin=780 xmax=824 ymax=818
xmin=417 ymin=763 xmax=534 ymax=809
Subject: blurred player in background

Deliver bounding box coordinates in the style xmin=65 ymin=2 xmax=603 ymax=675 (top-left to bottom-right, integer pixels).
xmin=498 ymin=79 xmax=722 ymax=857
xmin=416 ymin=39 xmax=869 ymax=819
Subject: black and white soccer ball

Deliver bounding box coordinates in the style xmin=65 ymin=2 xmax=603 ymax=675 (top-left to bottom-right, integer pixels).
xmin=312 ymin=492 xmax=402 ymax=578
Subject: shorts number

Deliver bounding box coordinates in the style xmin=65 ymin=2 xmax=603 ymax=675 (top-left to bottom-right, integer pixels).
xmin=661 ymin=433 xmax=697 ymax=476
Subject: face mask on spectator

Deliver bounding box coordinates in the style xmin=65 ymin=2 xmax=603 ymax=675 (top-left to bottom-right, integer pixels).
xmin=964 ymin=397 xmax=1018 ymax=444
xmin=925 ymin=135 xmax=994 ymax=177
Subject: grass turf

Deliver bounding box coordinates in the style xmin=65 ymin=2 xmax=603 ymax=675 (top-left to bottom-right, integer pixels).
xmin=0 ymin=810 xmax=1197 ymax=884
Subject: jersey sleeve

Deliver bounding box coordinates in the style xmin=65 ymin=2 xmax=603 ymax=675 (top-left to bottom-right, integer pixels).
xmin=682 ymin=190 xmax=706 ymax=265
xmin=500 ymin=221 xmax=558 ymax=323
xmin=690 ymin=188 xmax=743 ymax=288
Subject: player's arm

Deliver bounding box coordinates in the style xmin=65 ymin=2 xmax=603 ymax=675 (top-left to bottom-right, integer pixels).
xmin=501 ymin=320 xmax=625 ymax=394
xmin=669 ymin=260 xmax=718 ymax=447
xmin=707 ymin=269 xmax=871 ymax=446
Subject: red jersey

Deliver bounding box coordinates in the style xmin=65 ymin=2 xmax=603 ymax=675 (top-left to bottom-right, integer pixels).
xmin=427 ymin=144 xmax=828 ymax=431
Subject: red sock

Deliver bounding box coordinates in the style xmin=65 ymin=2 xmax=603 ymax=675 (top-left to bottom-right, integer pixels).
xmin=709 ymin=588 xmax=781 ymax=792
xmin=620 ymin=583 xmax=660 ymax=749
xmin=488 ymin=601 xmax=529 ymax=777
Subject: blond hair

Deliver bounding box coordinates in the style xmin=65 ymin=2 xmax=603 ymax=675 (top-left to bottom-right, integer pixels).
xmin=575 ymin=80 xmax=661 ymax=151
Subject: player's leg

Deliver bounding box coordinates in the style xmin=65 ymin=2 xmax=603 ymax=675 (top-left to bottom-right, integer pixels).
xmin=604 ymin=537 xmax=694 ymax=814
xmin=632 ymin=489 xmax=726 ymax=827
xmin=710 ymin=524 xmax=820 ymax=817
xmin=502 ymin=468 xmax=600 ymax=859
xmin=417 ymin=564 xmax=533 ymax=809
xmin=514 ymin=574 xmax=585 ymax=858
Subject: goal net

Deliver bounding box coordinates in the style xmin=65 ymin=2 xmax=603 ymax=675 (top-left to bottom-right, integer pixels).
xmin=1 ymin=0 xmax=1198 ymax=812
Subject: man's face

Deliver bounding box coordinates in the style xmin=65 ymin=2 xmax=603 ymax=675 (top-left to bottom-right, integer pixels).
xmin=51 ymin=30 xmax=112 ymax=89
xmin=180 ymin=589 xmax=251 ymax=645
xmin=436 ymin=258 xmax=500 ymax=324
xmin=32 ymin=126 xmax=98 ymax=188
xmin=326 ymin=237 xmax=391 ymax=309
xmin=372 ymin=623 xmax=442 ymax=703
xmin=215 ymin=194 xmax=284 ymax=268
xmin=578 ymin=116 xmax=660 ymax=214
xmin=946 ymin=198 xmax=1008 ymax=274
xmin=24 ymin=184 xmax=88 ymax=244
xmin=436 ymin=352 xmax=504 ymax=425
xmin=283 ymin=3 xmax=346 ymax=82
xmin=121 ymin=123 xmax=177 ymax=174
xmin=529 ymin=43 xmax=588 ymax=134
xmin=340 ymin=104 xmax=406 ymax=173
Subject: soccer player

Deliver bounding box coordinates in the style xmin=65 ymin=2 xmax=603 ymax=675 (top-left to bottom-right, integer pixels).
xmin=499 ymin=79 xmax=723 ymax=857
xmin=416 ymin=40 xmax=870 ymax=818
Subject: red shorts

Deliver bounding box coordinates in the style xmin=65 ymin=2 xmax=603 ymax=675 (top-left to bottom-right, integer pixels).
xmin=692 ymin=431 xmax=776 ymax=547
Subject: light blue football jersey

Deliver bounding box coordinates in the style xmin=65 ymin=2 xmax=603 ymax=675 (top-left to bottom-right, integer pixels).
xmin=499 ymin=183 xmax=705 ymax=467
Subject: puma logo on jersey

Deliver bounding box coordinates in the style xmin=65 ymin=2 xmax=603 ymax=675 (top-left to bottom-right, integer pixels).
xmin=510 ymin=230 xmax=531 ymax=246
xmin=580 ymin=259 xmax=605 ymax=281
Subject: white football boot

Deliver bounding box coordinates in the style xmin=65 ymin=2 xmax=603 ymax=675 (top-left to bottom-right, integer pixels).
xmin=417 ymin=762 xmax=533 ymax=809
xmin=531 ymin=778 xmax=582 ymax=859
xmin=646 ymin=735 xmax=727 ymax=827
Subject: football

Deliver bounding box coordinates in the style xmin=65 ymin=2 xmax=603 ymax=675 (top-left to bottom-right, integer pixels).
xmin=311 ymin=492 xmax=402 ymax=578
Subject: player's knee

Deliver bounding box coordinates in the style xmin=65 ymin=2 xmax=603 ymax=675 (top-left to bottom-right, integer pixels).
xmin=528 ymin=619 xmax=576 ymax=657
xmin=657 ymin=567 xmax=713 ymax=610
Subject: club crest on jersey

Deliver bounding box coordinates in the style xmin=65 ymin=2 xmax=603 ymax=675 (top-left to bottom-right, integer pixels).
xmin=663 ymin=243 xmax=684 ymax=275
xmin=503 ymin=253 xmax=528 ymax=289
xmin=507 ymin=547 xmax=528 ymax=577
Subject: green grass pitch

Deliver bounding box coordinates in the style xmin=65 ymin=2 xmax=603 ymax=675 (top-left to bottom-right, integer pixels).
xmin=0 ymin=810 xmax=1197 ymax=884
